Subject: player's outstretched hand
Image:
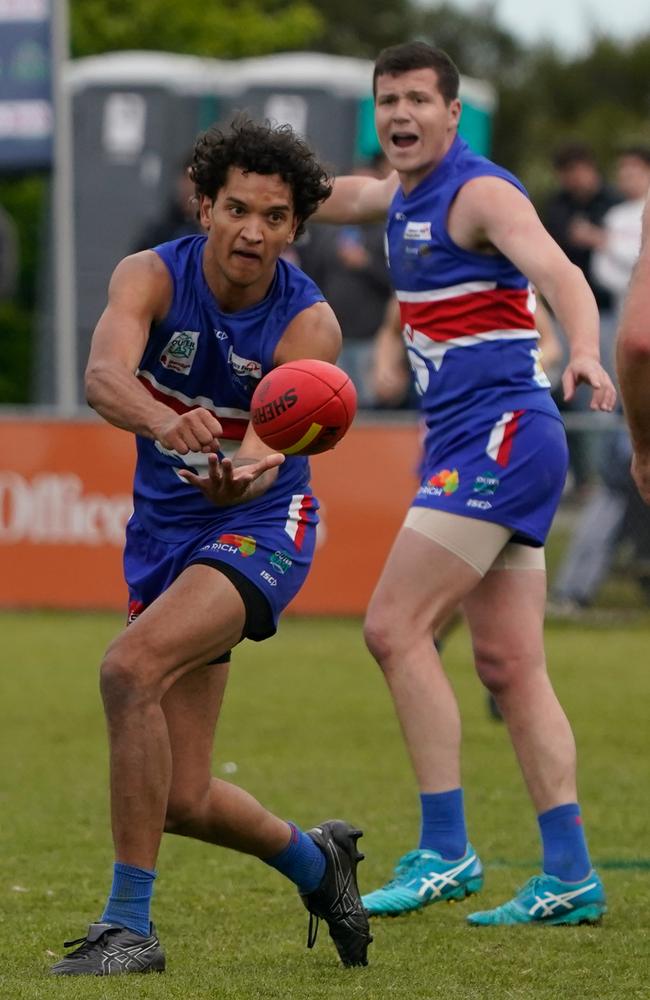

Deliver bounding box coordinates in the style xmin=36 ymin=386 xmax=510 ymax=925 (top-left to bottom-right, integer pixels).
xmin=155 ymin=408 xmax=223 ymax=455
xmin=178 ymin=452 xmax=285 ymax=506
xmin=631 ymin=451 xmax=650 ymax=505
xmin=561 ymin=356 xmax=617 ymax=412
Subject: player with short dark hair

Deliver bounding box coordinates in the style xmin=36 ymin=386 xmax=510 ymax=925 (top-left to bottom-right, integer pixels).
xmin=316 ymin=42 xmax=614 ymax=927
xmin=372 ymin=41 xmax=459 ymax=105
xmin=49 ymin=116 xmax=371 ymax=976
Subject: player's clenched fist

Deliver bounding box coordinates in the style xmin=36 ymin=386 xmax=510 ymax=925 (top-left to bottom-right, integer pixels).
xmin=154 ymin=407 xmax=222 ymax=454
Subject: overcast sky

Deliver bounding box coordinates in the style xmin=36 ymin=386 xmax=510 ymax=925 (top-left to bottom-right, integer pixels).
xmin=445 ymin=0 xmax=650 ymax=53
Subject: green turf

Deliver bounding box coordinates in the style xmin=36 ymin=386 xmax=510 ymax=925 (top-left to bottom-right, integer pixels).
xmin=1 ymin=611 xmax=649 ymax=999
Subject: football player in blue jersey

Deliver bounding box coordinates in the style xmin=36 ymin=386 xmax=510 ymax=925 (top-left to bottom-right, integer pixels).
xmin=315 ymin=43 xmax=615 ymax=927
xmin=50 ymin=117 xmax=371 ymax=976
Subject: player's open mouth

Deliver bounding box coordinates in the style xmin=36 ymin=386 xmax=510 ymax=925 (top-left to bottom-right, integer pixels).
xmin=391 ymin=133 xmax=418 ymax=148
xmin=232 ymin=249 xmax=262 ymax=261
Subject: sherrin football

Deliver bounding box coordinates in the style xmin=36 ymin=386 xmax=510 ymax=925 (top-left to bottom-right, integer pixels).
xmin=250 ymin=359 xmax=357 ymax=455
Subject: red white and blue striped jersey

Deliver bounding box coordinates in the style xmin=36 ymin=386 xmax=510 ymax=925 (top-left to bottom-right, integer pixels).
xmin=386 ymin=136 xmax=559 ymax=438
xmin=133 ymin=235 xmax=323 ymax=540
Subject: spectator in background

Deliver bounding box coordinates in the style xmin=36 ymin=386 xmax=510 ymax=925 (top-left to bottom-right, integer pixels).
xmin=131 ymin=153 xmax=203 ymax=252
xmin=545 ymin=141 xmax=621 ymax=320
xmin=297 ymin=154 xmax=393 ymax=407
xmin=545 ymin=141 xmax=622 ymax=493
xmin=549 ymin=149 xmax=650 ymax=614
xmin=592 ymin=148 xmax=650 ymax=335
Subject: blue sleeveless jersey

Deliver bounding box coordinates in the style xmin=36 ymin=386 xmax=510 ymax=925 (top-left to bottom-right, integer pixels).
xmin=386 ymin=136 xmax=560 ymax=459
xmin=133 ymin=235 xmax=324 ymax=541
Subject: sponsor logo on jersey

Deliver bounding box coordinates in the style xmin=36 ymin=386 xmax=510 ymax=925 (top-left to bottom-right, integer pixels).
xmin=253 ymin=388 xmax=298 ymax=424
xmin=228 ymin=346 xmax=262 ymax=381
xmin=160 ymin=330 xmax=200 ymax=374
xmin=200 ymin=533 xmax=257 ymax=557
xmin=418 ymin=468 xmax=459 ymax=497
xmin=214 ymin=328 xmax=229 ymax=340
xmin=404 ymin=221 xmax=432 ymax=241
xmin=260 ymin=570 xmax=277 ymax=587
xmin=269 ymin=549 xmax=293 ymax=574
xmin=466 ymin=498 xmax=492 ymax=510
xmin=472 ymin=471 xmax=500 ymax=496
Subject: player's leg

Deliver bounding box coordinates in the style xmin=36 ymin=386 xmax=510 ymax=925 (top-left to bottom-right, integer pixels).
xmin=361 ymin=511 xmax=510 ymax=915
xmin=161 ymin=656 xmax=370 ymax=967
xmin=50 ymin=564 xmax=250 ymax=976
xmin=462 ymin=549 xmax=606 ymax=925
xmin=100 ymin=565 xmax=247 ymax=870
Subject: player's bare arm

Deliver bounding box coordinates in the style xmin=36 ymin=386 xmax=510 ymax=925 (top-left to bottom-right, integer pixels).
xmin=273 ymin=300 xmax=342 ymax=365
xmin=314 ymin=172 xmax=398 ymax=224
xmin=372 ymin=296 xmax=411 ymax=405
xmin=617 ymin=194 xmax=650 ymax=502
xmin=85 ymin=252 xmax=223 ymax=453
xmin=450 ymin=176 xmax=616 ymax=412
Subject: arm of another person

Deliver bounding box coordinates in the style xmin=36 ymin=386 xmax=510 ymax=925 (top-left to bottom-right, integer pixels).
xmin=371 ymin=296 xmax=411 ymax=406
xmin=451 ymin=176 xmax=616 ymax=411
xmin=534 ymin=292 xmax=563 ymax=385
xmin=179 ymin=301 xmax=342 ymax=505
xmin=85 ymin=251 xmax=223 ymax=453
xmin=314 ymin=171 xmax=399 ymax=224
xmin=616 ymin=195 xmax=650 ymax=502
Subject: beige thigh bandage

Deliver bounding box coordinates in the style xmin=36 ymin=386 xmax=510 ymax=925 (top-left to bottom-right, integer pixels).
xmin=491 ymin=542 xmax=545 ymax=572
xmin=403 ymin=507 xmax=545 ymax=577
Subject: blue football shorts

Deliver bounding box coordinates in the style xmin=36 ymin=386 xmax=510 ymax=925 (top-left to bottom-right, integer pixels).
xmin=413 ymin=408 xmax=569 ymax=546
xmin=123 ymin=491 xmax=318 ymax=642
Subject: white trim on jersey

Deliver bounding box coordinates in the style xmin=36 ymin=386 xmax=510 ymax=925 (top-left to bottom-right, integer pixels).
xmin=284 ymin=494 xmax=304 ymax=543
xmin=405 ymin=328 xmax=539 ymax=372
xmin=138 ymin=368 xmax=250 ymax=421
xmin=396 ymin=281 xmax=497 ymax=303
xmin=486 ymin=411 xmax=515 ymax=461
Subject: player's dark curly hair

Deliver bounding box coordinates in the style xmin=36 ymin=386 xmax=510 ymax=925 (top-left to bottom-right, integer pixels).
xmin=190 ymin=115 xmax=332 ymax=238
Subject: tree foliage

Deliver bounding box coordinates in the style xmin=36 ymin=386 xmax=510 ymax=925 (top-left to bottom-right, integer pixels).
xmin=307 ymin=0 xmax=412 ymax=58
xmin=70 ymin=0 xmax=323 ymax=58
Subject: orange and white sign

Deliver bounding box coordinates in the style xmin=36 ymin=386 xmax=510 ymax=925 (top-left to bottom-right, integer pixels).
xmin=0 ymin=418 xmax=420 ymax=614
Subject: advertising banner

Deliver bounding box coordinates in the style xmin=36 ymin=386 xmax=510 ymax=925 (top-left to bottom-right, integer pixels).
xmin=0 ymin=419 xmax=420 ymax=615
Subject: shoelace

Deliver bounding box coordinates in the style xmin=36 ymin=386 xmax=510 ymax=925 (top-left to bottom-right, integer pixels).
xmin=62 ymin=934 xmax=98 ymax=950
xmin=376 ymin=850 xmax=429 ymax=891
xmin=306 ymin=912 xmax=320 ymax=949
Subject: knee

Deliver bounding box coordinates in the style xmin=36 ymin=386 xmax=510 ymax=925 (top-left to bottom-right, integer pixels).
xmin=164 ymin=786 xmax=207 ymax=836
xmin=364 ymin=599 xmax=450 ymax=669
xmin=363 ymin=608 xmax=402 ymax=668
xmin=99 ymin=639 xmax=157 ymax=713
xmin=164 ymin=794 xmax=197 ymax=835
xmin=473 ymin=640 xmax=528 ymax=696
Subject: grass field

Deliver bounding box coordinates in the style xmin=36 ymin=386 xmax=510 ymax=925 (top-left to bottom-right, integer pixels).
xmin=1 ymin=610 xmax=649 ymax=999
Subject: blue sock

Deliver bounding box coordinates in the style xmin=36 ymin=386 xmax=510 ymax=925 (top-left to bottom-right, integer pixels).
xmin=538 ymin=803 xmax=592 ymax=882
xmin=263 ymin=823 xmax=326 ymax=894
xmin=100 ymin=862 xmax=156 ymax=936
xmin=419 ymin=789 xmax=467 ymax=858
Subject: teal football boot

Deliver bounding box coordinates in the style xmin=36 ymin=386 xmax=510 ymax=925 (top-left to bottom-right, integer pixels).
xmin=467 ymin=870 xmax=606 ymax=926
xmin=362 ymin=845 xmax=483 ymax=916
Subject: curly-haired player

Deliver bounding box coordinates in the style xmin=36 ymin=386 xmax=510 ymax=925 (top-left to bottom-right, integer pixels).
xmin=49 ymin=117 xmax=371 ymax=976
